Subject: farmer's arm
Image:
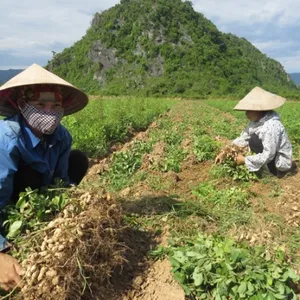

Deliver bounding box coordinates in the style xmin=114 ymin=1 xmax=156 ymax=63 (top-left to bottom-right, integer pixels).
xmin=0 ymin=252 xmax=23 ymax=291
xmin=0 ymin=143 xmax=19 ymax=211
xmin=232 ymin=126 xmax=250 ymax=147
xmin=0 ymin=144 xmax=23 ymax=291
xmin=244 ymin=124 xmax=279 ymax=172
xmin=215 ymin=126 xmax=250 ymax=164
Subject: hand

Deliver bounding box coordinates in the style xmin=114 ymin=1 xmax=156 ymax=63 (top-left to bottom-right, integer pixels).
xmin=215 ymin=152 xmax=224 ymax=164
xmin=236 ymin=153 xmax=245 ymax=165
xmin=0 ymin=253 xmax=23 ymax=291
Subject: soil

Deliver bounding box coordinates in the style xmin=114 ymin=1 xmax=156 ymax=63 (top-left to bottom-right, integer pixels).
xmin=124 ymin=259 xmax=185 ymax=300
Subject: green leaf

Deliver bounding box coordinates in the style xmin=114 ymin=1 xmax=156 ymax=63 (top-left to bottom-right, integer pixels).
xmin=238 ymin=282 xmax=247 ymax=295
xmin=274 ymin=294 xmax=287 ymax=299
xmin=7 ymin=220 xmax=23 ymax=238
xmin=215 ymin=293 xmax=222 ymax=300
xmin=181 ymin=283 xmax=191 ymax=295
xmin=15 ymin=196 xmax=26 ymax=210
xmin=231 ymin=249 xmax=241 ymax=262
xmin=266 ymin=292 xmax=276 ymax=300
xmin=173 ymin=251 xmax=187 ymax=264
xmin=288 ymin=269 xmax=299 ymax=280
xmin=276 ymin=282 xmax=285 ymax=295
xmin=174 ymin=272 xmax=185 ymax=284
xmin=192 ymin=269 xmax=203 ymax=287
xmin=186 ymin=251 xmax=205 ymax=259
xmin=204 ymin=263 xmax=212 ymax=271
xmin=247 ymin=282 xmax=255 ymax=294
xmin=266 ymin=274 xmax=273 ymax=286
xmin=170 ymin=256 xmax=181 ymax=268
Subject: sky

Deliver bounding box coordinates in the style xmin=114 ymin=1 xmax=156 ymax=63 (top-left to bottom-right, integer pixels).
xmin=1 ymin=0 xmax=299 ymax=73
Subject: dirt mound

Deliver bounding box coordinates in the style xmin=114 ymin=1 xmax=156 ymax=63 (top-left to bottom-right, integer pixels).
xmin=278 ymin=173 xmax=300 ymax=227
xmin=141 ymin=141 xmax=166 ymax=170
xmin=126 ymin=259 xmax=185 ymax=300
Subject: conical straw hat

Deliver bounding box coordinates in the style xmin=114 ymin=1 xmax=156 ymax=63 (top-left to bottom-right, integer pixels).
xmin=234 ymin=86 xmax=286 ymax=111
xmin=0 ymin=63 xmax=88 ymax=116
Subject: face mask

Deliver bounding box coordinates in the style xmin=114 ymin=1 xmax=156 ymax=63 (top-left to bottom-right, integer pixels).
xmin=21 ymin=103 xmax=63 ymax=135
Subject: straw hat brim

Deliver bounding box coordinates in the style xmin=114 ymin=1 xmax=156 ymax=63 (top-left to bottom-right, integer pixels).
xmin=234 ymin=86 xmax=286 ymax=111
xmin=0 ymin=64 xmax=88 ymax=116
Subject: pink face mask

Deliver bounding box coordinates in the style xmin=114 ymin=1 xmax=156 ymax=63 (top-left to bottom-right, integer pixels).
xmin=21 ymin=102 xmax=63 ymax=135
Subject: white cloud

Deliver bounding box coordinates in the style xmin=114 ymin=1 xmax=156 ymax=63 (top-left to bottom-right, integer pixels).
xmin=193 ymin=0 xmax=300 ymax=26
xmin=252 ymin=40 xmax=296 ymax=52
xmin=278 ymin=53 xmax=300 ymax=73
xmin=0 ymin=0 xmax=120 ymax=68
xmin=0 ymin=64 xmax=29 ymax=70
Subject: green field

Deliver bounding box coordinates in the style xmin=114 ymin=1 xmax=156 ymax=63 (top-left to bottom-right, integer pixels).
xmin=2 ymin=97 xmax=300 ymax=300
xmin=81 ymin=98 xmax=300 ymax=299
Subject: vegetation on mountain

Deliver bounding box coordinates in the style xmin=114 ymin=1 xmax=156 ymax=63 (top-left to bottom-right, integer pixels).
xmin=48 ymin=0 xmax=300 ymax=98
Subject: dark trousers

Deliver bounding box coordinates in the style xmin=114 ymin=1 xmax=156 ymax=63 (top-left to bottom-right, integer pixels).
xmin=12 ymin=150 xmax=89 ymax=200
xmin=248 ymin=134 xmax=277 ymax=176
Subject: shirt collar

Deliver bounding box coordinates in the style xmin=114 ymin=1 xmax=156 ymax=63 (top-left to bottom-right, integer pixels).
xmin=22 ymin=117 xmax=41 ymax=149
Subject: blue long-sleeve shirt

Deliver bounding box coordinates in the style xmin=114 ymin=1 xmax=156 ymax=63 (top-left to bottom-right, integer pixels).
xmin=0 ymin=114 xmax=72 ymax=249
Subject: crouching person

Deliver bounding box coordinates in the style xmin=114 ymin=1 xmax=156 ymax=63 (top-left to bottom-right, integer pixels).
xmin=215 ymin=87 xmax=295 ymax=177
xmin=0 ymin=64 xmax=89 ymax=291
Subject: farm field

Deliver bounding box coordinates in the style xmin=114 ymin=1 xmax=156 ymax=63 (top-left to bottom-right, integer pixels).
xmin=2 ymin=97 xmax=300 ymax=300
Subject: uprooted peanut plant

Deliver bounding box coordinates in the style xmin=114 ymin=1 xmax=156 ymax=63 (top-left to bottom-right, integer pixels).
xmin=1 ymin=188 xmax=126 ymax=300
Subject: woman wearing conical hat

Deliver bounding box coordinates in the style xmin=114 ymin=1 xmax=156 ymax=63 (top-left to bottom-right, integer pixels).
xmin=0 ymin=64 xmax=89 ymax=291
xmin=215 ymin=87 xmax=294 ymax=176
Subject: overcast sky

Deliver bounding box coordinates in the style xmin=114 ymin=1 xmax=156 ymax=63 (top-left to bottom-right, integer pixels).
xmin=1 ymin=0 xmax=299 ymax=72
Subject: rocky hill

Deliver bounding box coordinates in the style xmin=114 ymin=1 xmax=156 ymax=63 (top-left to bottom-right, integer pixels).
xmin=48 ymin=0 xmax=299 ymax=98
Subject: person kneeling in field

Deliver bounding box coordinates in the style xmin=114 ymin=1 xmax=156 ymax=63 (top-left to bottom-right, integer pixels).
xmin=0 ymin=64 xmax=89 ymax=291
xmin=215 ymin=86 xmax=295 ymax=177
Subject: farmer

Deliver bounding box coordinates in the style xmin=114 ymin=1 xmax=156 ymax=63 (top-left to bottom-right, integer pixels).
xmin=215 ymin=86 xmax=294 ymax=176
xmin=0 ymin=64 xmax=89 ymax=291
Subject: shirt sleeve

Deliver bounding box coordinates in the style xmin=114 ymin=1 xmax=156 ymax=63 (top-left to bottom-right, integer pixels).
xmin=232 ymin=127 xmax=250 ymax=147
xmin=0 ymin=234 xmax=10 ymax=252
xmin=52 ymin=131 xmax=72 ymax=184
xmin=244 ymin=122 xmax=279 ymax=172
xmin=0 ymin=142 xmax=20 ymax=211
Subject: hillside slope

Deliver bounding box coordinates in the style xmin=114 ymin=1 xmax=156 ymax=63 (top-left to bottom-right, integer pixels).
xmin=48 ymin=0 xmax=299 ymax=98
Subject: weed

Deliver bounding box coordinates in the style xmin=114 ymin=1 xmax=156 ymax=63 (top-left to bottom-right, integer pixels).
xmin=146 ymin=175 xmax=172 ymax=191
xmin=164 ymin=129 xmax=184 ymax=146
xmin=210 ymin=161 xmax=258 ymax=182
xmin=103 ymin=141 xmax=152 ymax=190
xmin=158 ymin=146 xmax=187 ymax=173
xmin=193 ymin=182 xmax=249 ymax=210
xmin=193 ymin=135 xmax=221 ymax=162
xmin=63 ymin=97 xmax=175 ymax=157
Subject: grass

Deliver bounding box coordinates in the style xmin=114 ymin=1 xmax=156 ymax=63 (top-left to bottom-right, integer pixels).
xmin=62 ymin=96 xmax=177 ymax=157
